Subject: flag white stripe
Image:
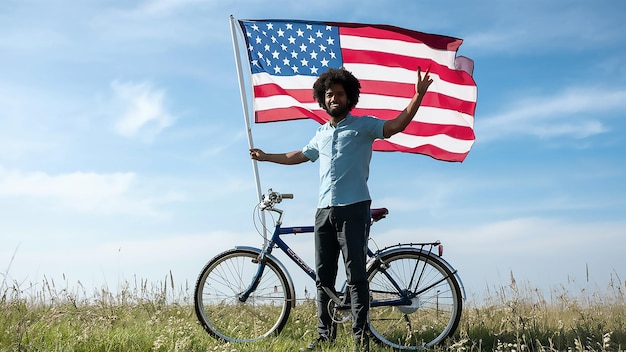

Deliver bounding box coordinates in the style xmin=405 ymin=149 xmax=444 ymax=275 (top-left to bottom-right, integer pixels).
xmin=253 ymin=95 xmax=319 ymax=112
xmin=252 ymin=73 xmax=316 ymax=89
xmin=340 ymin=35 xmax=457 ymax=69
xmin=252 ymin=70 xmax=476 ymax=103
xmin=385 ymin=132 xmax=474 ymax=154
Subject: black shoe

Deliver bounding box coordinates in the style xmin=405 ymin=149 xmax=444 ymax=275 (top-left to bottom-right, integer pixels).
xmin=353 ymin=333 xmax=370 ymax=352
xmin=304 ymin=335 xmax=331 ymax=351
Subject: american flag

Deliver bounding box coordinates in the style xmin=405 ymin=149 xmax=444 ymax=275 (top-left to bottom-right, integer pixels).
xmin=237 ymin=19 xmax=477 ymax=162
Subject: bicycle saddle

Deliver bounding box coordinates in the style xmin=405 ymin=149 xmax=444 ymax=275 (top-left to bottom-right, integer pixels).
xmin=371 ymin=208 xmax=389 ymax=222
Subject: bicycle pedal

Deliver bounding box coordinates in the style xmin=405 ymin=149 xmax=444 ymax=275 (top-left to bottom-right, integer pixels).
xmin=330 ymin=308 xmax=351 ymax=324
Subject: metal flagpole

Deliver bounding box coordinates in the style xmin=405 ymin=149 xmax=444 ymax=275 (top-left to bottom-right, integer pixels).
xmin=229 ymin=15 xmax=268 ymax=242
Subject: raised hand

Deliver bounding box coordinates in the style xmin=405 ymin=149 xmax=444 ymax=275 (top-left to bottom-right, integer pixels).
xmin=416 ymin=66 xmax=434 ymax=96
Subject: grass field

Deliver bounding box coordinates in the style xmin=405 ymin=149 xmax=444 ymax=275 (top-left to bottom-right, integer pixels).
xmin=1 ymin=271 xmax=624 ymax=351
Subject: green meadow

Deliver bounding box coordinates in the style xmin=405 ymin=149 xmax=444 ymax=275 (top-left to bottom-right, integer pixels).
xmin=1 ymin=271 xmax=624 ymax=351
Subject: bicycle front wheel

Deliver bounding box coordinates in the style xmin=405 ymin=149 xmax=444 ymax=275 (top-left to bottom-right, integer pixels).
xmin=367 ymin=249 xmax=463 ymax=350
xmin=194 ymin=248 xmax=293 ymax=343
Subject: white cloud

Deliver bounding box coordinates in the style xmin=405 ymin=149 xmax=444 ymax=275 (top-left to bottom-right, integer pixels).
xmin=377 ymin=216 xmax=626 ymax=257
xmin=0 ymin=230 xmax=263 ymax=294
xmin=0 ymin=166 xmax=177 ymax=216
xmin=111 ymin=80 xmax=175 ymax=141
xmin=478 ymin=87 xmax=626 ymax=142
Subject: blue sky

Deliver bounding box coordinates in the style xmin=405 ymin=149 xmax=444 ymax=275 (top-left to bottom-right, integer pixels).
xmin=1 ymin=0 xmax=625 ymax=302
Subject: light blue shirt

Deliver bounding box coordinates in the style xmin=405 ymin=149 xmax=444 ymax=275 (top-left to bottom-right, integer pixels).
xmin=302 ymin=114 xmax=386 ymax=208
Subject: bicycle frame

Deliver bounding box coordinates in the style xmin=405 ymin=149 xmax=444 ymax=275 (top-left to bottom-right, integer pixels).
xmin=237 ymin=219 xmax=464 ymax=309
xmin=236 ymin=223 xmax=314 ymax=303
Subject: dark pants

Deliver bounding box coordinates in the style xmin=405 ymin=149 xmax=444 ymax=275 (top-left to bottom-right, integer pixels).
xmin=314 ymin=201 xmax=370 ymax=339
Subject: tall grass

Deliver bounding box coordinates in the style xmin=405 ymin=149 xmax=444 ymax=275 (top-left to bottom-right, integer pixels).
xmin=1 ymin=270 xmax=624 ymax=351
xmin=453 ymin=271 xmax=625 ymax=351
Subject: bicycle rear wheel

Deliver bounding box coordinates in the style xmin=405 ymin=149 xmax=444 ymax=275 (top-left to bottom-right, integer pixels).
xmin=367 ymin=249 xmax=462 ymax=350
xmin=194 ymin=248 xmax=293 ymax=343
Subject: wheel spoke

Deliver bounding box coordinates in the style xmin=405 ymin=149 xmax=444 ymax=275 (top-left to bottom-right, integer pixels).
xmin=194 ymin=249 xmax=292 ymax=342
xmin=368 ymin=250 xmax=462 ymax=350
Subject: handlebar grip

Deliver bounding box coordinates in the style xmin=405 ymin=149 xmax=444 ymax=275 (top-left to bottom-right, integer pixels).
xmin=282 ymin=193 xmax=294 ymax=199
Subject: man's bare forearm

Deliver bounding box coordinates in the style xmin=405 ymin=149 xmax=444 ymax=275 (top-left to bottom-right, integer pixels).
xmin=250 ymin=148 xmax=309 ymax=165
xmin=383 ymin=92 xmax=424 ymax=138
xmin=382 ymin=67 xmax=433 ymax=138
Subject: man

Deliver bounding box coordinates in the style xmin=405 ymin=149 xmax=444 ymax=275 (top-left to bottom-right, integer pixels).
xmin=250 ymin=66 xmax=433 ymax=351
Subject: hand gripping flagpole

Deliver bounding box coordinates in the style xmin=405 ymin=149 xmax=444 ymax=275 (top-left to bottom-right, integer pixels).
xmin=229 ymin=15 xmax=268 ymax=242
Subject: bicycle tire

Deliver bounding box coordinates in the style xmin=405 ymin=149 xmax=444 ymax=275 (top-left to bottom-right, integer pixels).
xmin=194 ymin=248 xmax=293 ymax=343
xmin=367 ymin=248 xmax=463 ymax=350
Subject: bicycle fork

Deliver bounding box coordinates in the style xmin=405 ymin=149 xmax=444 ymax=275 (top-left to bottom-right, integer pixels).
xmin=237 ymin=252 xmax=269 ymax=303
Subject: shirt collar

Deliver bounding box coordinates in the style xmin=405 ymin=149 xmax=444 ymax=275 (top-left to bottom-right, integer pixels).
xmin=327 ymin=113 xmax=354 ymax=128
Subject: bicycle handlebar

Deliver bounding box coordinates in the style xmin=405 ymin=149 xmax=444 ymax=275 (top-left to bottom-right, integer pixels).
xmin=259 ymin=189 xmax=292 ymax=210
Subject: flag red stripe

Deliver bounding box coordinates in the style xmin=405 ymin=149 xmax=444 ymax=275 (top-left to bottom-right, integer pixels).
xmin=342 ymin=49 xmax=475 ymax=87
xmin=373 ymin=140 xmax=468 ymax=162
xmin=256 ymin=107 xmax=327 ymax=124
xmin=336 ymin=24 xmax=463 ymax=51
xmin=421 ymin=92 xmax=476 ymax=116
xmin=254 ymin=84 xmax=314 ymax=103
xmin=357 ymin=79 xmax=412 ymax=98
xmin=401 ymin=121 xmax=474 ymax=140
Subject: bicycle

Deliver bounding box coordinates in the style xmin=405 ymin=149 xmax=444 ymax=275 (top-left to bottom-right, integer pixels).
xmin=194 ymin=189 xmax=465 ymax=350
